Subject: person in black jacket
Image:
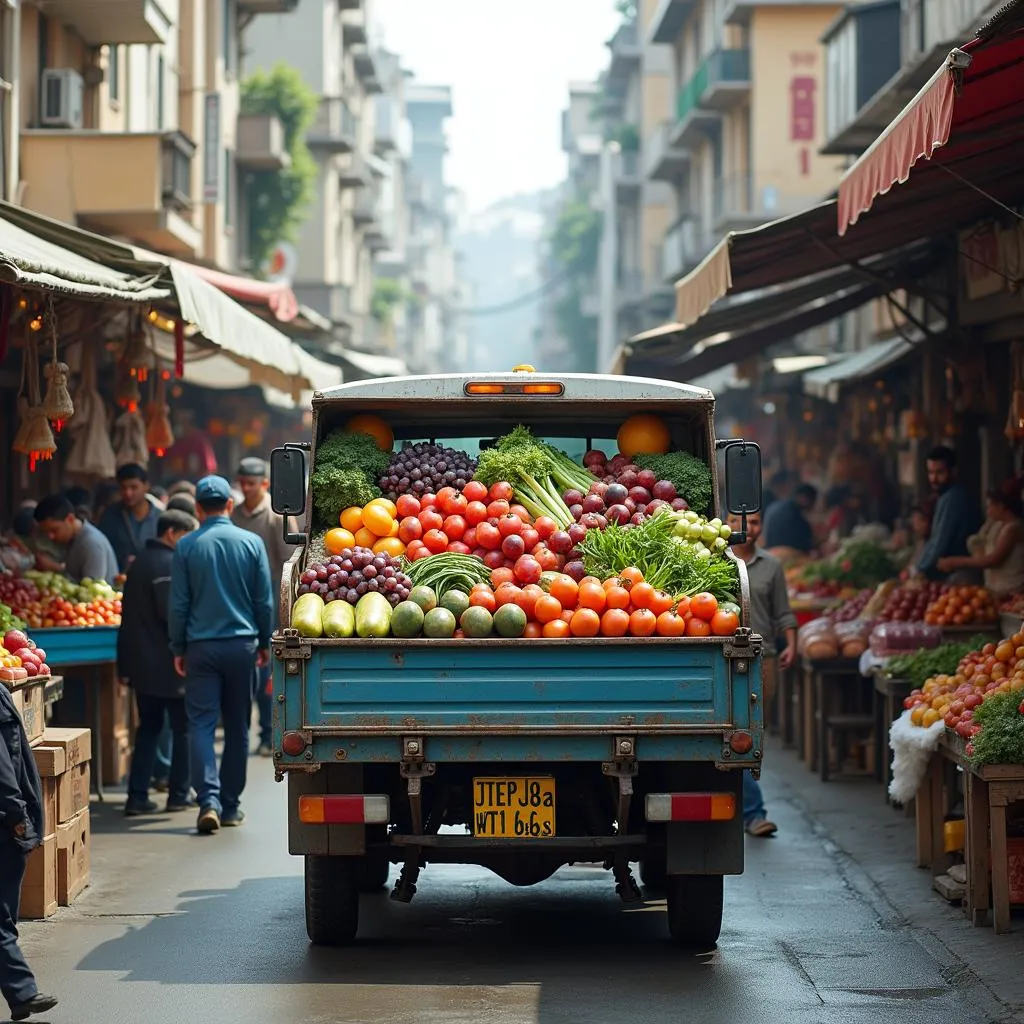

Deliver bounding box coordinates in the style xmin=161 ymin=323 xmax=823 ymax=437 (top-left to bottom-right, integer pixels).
xmin=118 ymin=510 xmax=198 ymax=816
xmin=0 ymin=684 xmax=58 ymax=1021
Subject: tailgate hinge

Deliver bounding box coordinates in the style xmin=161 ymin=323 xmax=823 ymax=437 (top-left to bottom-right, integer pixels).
xmin=602 ymin=735 xmax=638 ymax=833
xmin=723 ymin=627 xmax=762 ymax=669
xmin=277 ymin=628 xmax=312 ymax=672
xmin=399 ymin=736 xmax=435 ymax=835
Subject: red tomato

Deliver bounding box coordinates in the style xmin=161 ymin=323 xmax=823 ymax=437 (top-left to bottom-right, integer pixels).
xmin=395 ymin=494 xmax=421 ymax=518
xmin=476 ymin=522 xmax=502 ymax=550
xmin=520 ymin=527 xmax=540 ymax=550
xmin=398 ymin=517 xmax=423 ymax=544
xmin=494 ymin=583 xmax=522 ymax=607
xmin=419 ymin=509 xmax=444 ymax=532
xmin=446 ymin=493 xmax=468 ymax=517
xmin=514 ymin=555 xmax=543 ymax=585
xmin=420 ymin=492 xmax=438 ymax=510
xmin=498 ymin=513 xmax=523 ymax=538
xmin=435 ymin=487 xmax=458 ymax=512
xmin=535 ymin=546 xmax=561 ymax=571
xmin=515 ymin=584 xmax=545 ymax=619
xmin=487 ymin=500 xmax=511 ymax=519
xmin=465 ymin=501 xmax=489 ymax=526
xmin=690 ymin=593 xmax=719 ymax=622
xmin=656 ymin=611 xmax=687 ymax=637
xmin=483 ymin=549 xmax=506 ymax=569
xmin=533 ymin=516 xmax=557 ymax=540
xmin=710 ymin=610 xmax=740 ymax=636
xmin=446 ymin=541 xmax=472 ymax=555
xmin=443 ymin=515 xmax=467 ymax=541
xmin=406 ymin=540 xmax=430 ymax=561
xmin=510 ymin=505 xmax=532 ymax=522
xmin=462 ymin=481 xmax=488 ymax=502
xmin=423 ymin=529 xmax=449 ymax=554
xmin=685 ymin=617 xmax=712 ymax=637
xmin=489 ymin=482 xmax=514 ymax=502
xmin=490 ymin=567 xmax=516 ymax=587
xmin=462 ymin=526 xmax=478 ymax=549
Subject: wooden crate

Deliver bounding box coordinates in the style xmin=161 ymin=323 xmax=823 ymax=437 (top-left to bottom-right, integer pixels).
xmin=56 ymin=808 xmax=90 ymax=906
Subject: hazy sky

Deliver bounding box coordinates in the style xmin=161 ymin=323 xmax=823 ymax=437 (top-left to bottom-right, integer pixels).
xmin=375 ymin=0 xmax=621 ymax=213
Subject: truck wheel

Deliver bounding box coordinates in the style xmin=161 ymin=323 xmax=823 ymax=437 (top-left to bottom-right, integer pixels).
xmin=665 ymin=874 xmax=723 ymax=947
xmin=639 ymin=856 xmax=667 ymax=893
xmin=358 ymin=853 xmax=390 ymax=892
xmin=305 ymin=855 xmax=359 ymax=946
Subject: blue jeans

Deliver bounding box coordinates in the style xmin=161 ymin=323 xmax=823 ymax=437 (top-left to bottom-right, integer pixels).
xmin=256 ymin=663 xmax=272 ymax=746
xmin=184 ymin=638 xmax=258 ymax=817
xmin=0 ymin=843 xmax=37 ymax=1011
xmin=128 ymin=692 xmax=190 ymax=806
xmin=742 ymin=771 xmax=766 ymax=825
xmin=153 ymin=720 xmax=173 ymax=781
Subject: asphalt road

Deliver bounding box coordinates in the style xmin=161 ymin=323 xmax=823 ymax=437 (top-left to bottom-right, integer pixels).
xmin=16 ymin=758 xmax=1014 ymax=1024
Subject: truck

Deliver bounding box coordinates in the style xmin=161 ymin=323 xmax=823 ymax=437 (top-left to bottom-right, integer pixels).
xmin=269 ymin=370 xmax=764 ymax=948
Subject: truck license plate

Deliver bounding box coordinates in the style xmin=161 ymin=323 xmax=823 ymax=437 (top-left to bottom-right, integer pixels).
xmin=472 ymin=777 xmax=556 ymax=838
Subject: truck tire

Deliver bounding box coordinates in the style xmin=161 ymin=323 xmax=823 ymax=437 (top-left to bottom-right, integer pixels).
xmin=358 ymin=853 xmax=390 ymax=892
xmin=665 ymin=874 xmax=723 ymax=947
xmin=305 ymin=855 xmax=359 ymax=945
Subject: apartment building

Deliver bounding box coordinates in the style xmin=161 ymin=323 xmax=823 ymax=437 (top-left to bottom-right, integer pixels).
xmin=244 ymin=0 xmax=385 ymax=346
xmin=11 ymin=0 xmax=288 ymax=269
xmin=404 ymin=83 xmax=465 ymax=374
xmin=648 ymin=0 xmax=844 ymax=288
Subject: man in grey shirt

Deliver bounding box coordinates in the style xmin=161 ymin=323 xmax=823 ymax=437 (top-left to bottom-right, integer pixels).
xmin=727 ymin=510 xmax=797 ymax=838
xmin=34 ymin=495 xmax=119 ymax=585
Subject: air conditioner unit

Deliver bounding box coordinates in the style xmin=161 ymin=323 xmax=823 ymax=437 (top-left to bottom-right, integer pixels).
xmin=41 ymin=69 xmax=84 ymax=129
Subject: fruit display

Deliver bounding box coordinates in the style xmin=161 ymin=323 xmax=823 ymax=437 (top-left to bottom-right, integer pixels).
xmin=923 ymin=585 xmax=999 ymax=627
xmin=585 ymin=448 xmax=713 ymax=516
xmin=876 ymin=581 xmax=948 ymax=622
xmin=296 ymin=547 xmax=413 ymax=608
xmin=310 ymin=429 xmax=392 ymax=526
xmin=379 ymin=443 xmax=478 ymax=500
xmin=885 ymin=639 xmax=986 ymax=689
xmin=0 ymin=599 xmax=25 ymax=634
xmin=327 ymin=498 xmax=405 ymax=558
xmin=828 ymin=589 xmax=873 ymax=623
xmin=0 ymin=572 xmax=121 ymax=629
xmin=1000 ymin=593 xmax=1024 ymax=616
xmin=1 ymin=629 xmax=51 ymax=680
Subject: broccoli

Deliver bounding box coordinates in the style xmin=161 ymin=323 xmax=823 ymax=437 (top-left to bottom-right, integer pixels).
xmin=311 ymin=465 xmax=380 ymax=525
xmin=634 ymin=451 xmax=714 ymax=514
xmin=316 ymin=430 xmax=391 ymax=479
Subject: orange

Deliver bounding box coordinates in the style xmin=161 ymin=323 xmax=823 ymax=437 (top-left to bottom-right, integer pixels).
xmin=362 ymin=504 xmax=396 ymax=538
xmin=570 ymin=608 xmax=601 ymax=637
xmin=339 ymin=507 xmax=364 ymax=532
xmin=344 ymin=413 xmax=394 ymax=451
xmin=372 ymin=537 xmax=405 ymax=558
xmin=600 ymin=608 xmax=630 ymax=636
xmin=366 ymin=496 xmax=398 ymax=518
xmin=325 ymin=528 xmax=356 ymax=555
xmin=534 ymin=595 xmax=563 ymax=624
xmin=542 ymin=619 xmax=571 ymax=638
xmin=354 ymin=526 xmax=378 ymax=549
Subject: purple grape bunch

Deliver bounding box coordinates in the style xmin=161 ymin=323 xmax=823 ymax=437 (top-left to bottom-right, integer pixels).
xmin=297 ymin=547 xmax=412 ymax=607
xmin=379 ymin=442 xmax=477 ymax=499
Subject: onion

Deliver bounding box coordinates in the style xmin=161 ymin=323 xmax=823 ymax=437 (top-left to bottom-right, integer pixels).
xmin=564 ymin=560 xmax=586 ymax=581
xmin=606 ymin=504 xmax=631 ymax=524
xmin=605 ymin=483 xmax=628 ymax=505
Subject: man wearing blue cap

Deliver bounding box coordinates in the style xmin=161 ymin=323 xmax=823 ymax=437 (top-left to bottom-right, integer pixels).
xmin=168 ymin=476 xmax=274 ymax=834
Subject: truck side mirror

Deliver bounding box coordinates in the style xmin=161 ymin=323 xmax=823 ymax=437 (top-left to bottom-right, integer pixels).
xmin=270 ymin=445 xmax=308 ymax=546
xmin=724 ymin=442 xmax=762 ymax=516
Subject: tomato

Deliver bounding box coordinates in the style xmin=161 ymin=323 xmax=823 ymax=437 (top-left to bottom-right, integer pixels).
xmin=534 ymin=595 xmax=564 ymax=624
xmin=618 ymin=567 xmax=644 ymax=588
xmin=648 ymin=589 xmax=674 ymax=615
xmin=689 ymin=593 xmax=719 ymax=622
xmin=462 ymin=526 xmax=478 ymax=549
xmin=629 ymin=582 xmax=656 ymax=611
xmin=523 ymin=622 xmax=543 ymax=638
xmin=483 ymin=549 xmax=506 ymax=569
xmin=548 ymin=574 xmax=579 ymax=609
xmin=487 ymin=499 xmax=511 ymax=519
xmin=533 ymin=516 xmax=557 ymax=540
xmin=656 ymin=611 xmax=687 ymax=637
xmin=514 ymin=555 xmax=543 ymax=585
xmin=570 ymin=608 xmax=601 ymax=637
xmin=520 ymin=527 xmax=540 ymax=551
xmin=710 ymin=610 xmax=740 ymax=636
xmin=628 ymin=608 xmax=657 ymax=637
xmin=446 ymin=494 xmax=469 ymax=517
xmin=420 ymin=492 xmax=438 ymax=510
xmin=469 ymin=587 xmax=497 ymax=613
xmin=494 ymin=583 xmax=522 ymax=607
xmin=418 ymin=509 xmax=444 ymax=532
xmin=462 ymin=481 xmax=488 ymax=503
xmin=604 ymin=585 xmax=631 ymax=611
xmin=600 ymin=608 xmax=630 ymax=637
xmin=423 ymin=529 xmax=449 ymax=554
xmin=676 ymin=596 xmax=691 ymax=618
xmin=489 ymin=482 xmax=514 ymax=502
xmin=476 ymin=522 xmax=502 ymax=550
xmin=535 ymin=546 xmax=561 ymax=572
xmin=465 ymin=501 xmax=489 ymax=526
xmin=685 ymin=617 xmax=712 ymax=637
xmin=442 ymin=515 xmax=467 ymax=541
xmin=398 ymin=517 xmax=423 ymax=544
xmin=515 ymin=584 xmax=544 ymax=620
xmin=490 ymin=567 xmax=515 ymax=587
xmin=542 ymin=619 xmax=571 ymax=638
xmin=395 ymin=494 xmax=421 ymax=518
xmin=577 ymin=581 xmax=607 ymax=613
xmin=509 ymin=504 xmax=532 ymax=522
xmin=435 ymin=486 xmax=458 ymax=511
xmin=446 ymin=541 xmax=472 ymax=555
xmin=498 ymin=513 xmax=523 ymax=538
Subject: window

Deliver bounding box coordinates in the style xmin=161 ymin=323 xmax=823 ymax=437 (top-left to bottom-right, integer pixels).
xmin=222 ymin=0 xmax=237 ymax=77
xmin=156 ymin=53 xmax=165 ymax=129
xmin=37 ymin=13 xmax=49 ymax=123
xmin=108 ymin=45 xmax=120 ymax=104
xmin=223 ymin=147 xmax=234 ymax=227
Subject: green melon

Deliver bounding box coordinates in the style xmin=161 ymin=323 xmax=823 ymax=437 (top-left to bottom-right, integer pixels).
xmin=390 ymin=601 xmax=425 ymax=638
xmin=422 ymin=607 xmax=457 ymax=638
xmin=493 ymin=603 xmax=527 ymax=638
xmin=460 ymin=606 xmax=494 ymax=638
xmin=439 ymin=589 xmax=470 ymax=619
xmin=408 ymin=586 xmax=438 ymax=613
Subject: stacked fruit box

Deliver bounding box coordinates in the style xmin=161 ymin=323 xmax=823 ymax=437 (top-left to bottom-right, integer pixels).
xmin=21 ymin=727 xmax=92 ymax=918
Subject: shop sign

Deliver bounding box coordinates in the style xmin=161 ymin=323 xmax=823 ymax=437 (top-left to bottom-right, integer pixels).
xmin=203 ymin=93 xmax=221 ymax=204
xmin=789 ymin=53 xmax=817 ymax=177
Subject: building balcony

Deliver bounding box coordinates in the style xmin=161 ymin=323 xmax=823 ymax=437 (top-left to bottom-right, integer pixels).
xmin=236 ymin=113 xmax=290 ymax=171
xmin=606 ymin=19 xmax=642 ymax=93
xmin=353 ymin=188 xmax=378 ymax=226
xmin=42 ymin=0 xmax=171 ymax=45
xmin=294 ymin=282 xmax=352 ymax=326
xmin=238 ymin=0 xmax=299 ymax=13
xmin=339 ymin=151 xmax=373 ymax=189
xmin=308 ymin=97 xmax=356 ymax=153
xmin=342 ymin=8 xmax=367 ymax=44
xmin=613 ymin=149 xmax=642 ymax=196
xmin=352 ymin=47 xmax=384 ymax=95
xmin=648 ymin=0 xmax=698 ymax=43
xmin=616 ymin=268 xmax=645 ymax=310
xmin=19 ymin=129 xmax=201 ymax=256
xmin=645 ymin=120 xmax=690 ymax=181
xmin=660 ymin=215 xmax=711 ymax=282
xmin=711 ymin=175 xmax=811 ymax=235
xmin=672 ymin=48 xmax=750 ymax=147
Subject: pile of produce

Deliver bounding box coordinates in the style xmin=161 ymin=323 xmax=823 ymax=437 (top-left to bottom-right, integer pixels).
xmin=310 ymin=428 xmax=392 ymax=526
xmin=874 ymin=581 xmax=947 ymax=622
xmin=923 ymin=585 xmax=998 ymax=627
xmin=868 ymin=621 xmax=942 ymax=656
xmin=0 ymin=629 xmax=51 ymax=681
xmin=583 ymin=448 xmax=713 ymax=518
xmin=296 ymin=547 xmax=413 ymax=607
xmin=325 ymin=498 xmax=405 ymax=559
xmin=379 ymin=443 xmax=478 ymax=500
xmin=0 ymin=599 xmax=25 ymax=634
xmin=1000 ymin=593 xmax=1024 ymax=616
xmin=966 ymin=690 xmax=1024 ymax=765
xmin=885 ymin=638 xmax=988 ymax=689
xmin=796 ymin=541 xmax=896 ymax=593
xmin=0 ymin=573 xmax=122 ymax=630
xmin=827 ymin=589 xmax=873 ymax=623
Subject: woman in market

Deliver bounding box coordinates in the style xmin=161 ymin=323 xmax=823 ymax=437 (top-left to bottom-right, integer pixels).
xmin=937 ymin=489 xmax=1024 ymax=597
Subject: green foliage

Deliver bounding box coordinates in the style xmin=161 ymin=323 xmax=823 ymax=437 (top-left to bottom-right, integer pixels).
xmin=311 ymin=466 xmax=380 ymax=524
xmin=634 ymin=452 xmax=715 ymax=515
xmin=968 ymin=690 xmax=1024 ymax=767
xmin=550 ymin=200 xmax=602 ymax=278
xmin=615 ymin=0 xmax=637 ymax=18
xmin=240 ymin=64 xmax=319 ymax=272
xmin=607 ymin=122 xmax=640 ymax=151
xmin=371 ymin=278 xmax=410 ymax=324
xmin=316 ymin=430 xmax=391 ymax=479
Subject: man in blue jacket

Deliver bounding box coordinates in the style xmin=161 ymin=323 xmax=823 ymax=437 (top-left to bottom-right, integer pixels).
xmin=169 ymin=476 xmax=274 ymax=834
xmin=0 ymin=685 xmax=58 ymax=1021
xmin=97 ymin=463 xmax=162 ymax=573
xmin=915 ymin=446 xmax=981 ymax=581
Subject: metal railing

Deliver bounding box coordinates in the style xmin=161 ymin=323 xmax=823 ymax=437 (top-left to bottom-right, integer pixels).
xmin=308 ymin=97 xmax=357 ymax=148
xmin=712 ymin=174 xmax=817 ymax=228
xmin=160 ymin=131 xmax=196 ymax=211
xmin=676 ymin=48 xmax=751 ymax=122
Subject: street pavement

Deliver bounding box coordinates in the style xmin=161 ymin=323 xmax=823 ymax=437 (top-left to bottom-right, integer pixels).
xmin=14 ymin=752 xmax=1024 ymax=1024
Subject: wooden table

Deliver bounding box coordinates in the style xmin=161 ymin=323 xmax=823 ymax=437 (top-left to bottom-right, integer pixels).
xmin=872 ymin=671 xmax=915 ymax=798
xmin=916 ymin=733 xmax=1024 ymax=933
xmin=800 ymin=657 xmax=871 ymax=781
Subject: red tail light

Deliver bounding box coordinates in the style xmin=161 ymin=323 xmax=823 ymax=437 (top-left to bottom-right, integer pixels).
xmin=298 ymin=795 xmax=390 ymax=825
xmin=281 ymin=731 xmax=307 ymax=756
xmin=645 ymin=793 xmax=737 ymax=822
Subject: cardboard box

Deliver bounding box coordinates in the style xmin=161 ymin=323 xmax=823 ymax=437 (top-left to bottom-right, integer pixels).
xmin=57 ymin=762 xmax=90 ymax=824
xmin=1009 ymin=837 xmax=1024 ymax=905
xmin=40 ymin=776 xmax=58 ymax=839
xmin=21 ymin=835 xmax=57 ymax=920
xmin=10 ymin=682 xmax=44 ymax=743
xmin=56 ymin=808 xmax=90 ymax=906
xmin=105 ymin=728 xmax=130 ymax=787
xmin=31 ymin=742 xmax=67 ymax=777
xmin=38 ymin=726 xmax=91 ymax=770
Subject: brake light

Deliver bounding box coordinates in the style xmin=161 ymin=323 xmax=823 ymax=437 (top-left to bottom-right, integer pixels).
xmin=729 ymin=731 xmax=754 ymax=754
xmin=281 ymin=731 xmax=307 ymax=756
xmin=464 ymin=381 xmax=565 ymax=396
xmin=297 ymin=795 xmax=390 ymax=825
xmin=645 ymin=793 xmax=737 ymax=822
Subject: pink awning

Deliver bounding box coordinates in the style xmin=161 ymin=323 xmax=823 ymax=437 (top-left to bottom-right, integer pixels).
xmin=173 ymin=260 xmax=299 ymax=323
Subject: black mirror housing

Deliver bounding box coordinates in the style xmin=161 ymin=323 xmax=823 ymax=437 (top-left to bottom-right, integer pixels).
xmin=270 ymin=446 xmax=308 ymax=546
xmin=724 ymin=441 xmax=762 ymax=516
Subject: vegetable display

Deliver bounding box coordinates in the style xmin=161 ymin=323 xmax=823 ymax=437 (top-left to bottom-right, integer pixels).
xmin=0 ymin=630 xmax=52 ymax=681
xmin=885 ymin=639 xmax=988 ymax=689
xmin=311 ymin=429 xmax=392 ymax=525
xmin=0 ymin=573 xmax=121 ymax=629
xmin=796 ymin=542 xmax=896 ymax=592
xmin=379 ymin=443 xmax=478 ymax=500
xmin=966 ymin=689 xmax=1024 ymax=766
xmin=405 ymin=552 xmax=492 ymax=598
xmin=297 ymin=548 xmax=413 ymax=607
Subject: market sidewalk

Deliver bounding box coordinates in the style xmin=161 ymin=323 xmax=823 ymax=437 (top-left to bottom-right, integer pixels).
xmin=765 ymin=743 xmax=1024 ymax=1018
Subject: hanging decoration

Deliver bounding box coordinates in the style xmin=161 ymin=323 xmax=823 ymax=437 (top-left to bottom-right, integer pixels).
xmin=40 ymin=298 xmax=74 ymax=431
xmin=13 ymin=331 xmax=57 ymax=471
xmin=144 ymin=357 xmax=175 ymax=458
xmin=174 ymin=318 xmax=185 ymax=379
xmin=12 ymin=330 xmax=31 ymax=454
xmin=114 ymin=310 xmax=146 ymax=410
xmin=66 ymin=338 xmax=117 ymax=479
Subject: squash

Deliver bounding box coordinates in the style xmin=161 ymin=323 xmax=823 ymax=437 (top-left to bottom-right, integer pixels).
xmin=344 ymin=414 xmax=394 ymax=451
xmin=617 ymin=414 xmax=671 ymax=458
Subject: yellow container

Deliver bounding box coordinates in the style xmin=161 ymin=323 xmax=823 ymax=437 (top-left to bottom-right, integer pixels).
xmin=944 ymin=818 xmax=965 ymax=854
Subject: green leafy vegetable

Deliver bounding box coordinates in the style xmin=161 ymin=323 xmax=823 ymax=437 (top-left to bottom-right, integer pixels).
xmin=311 ymin=466 xmax=379 ymax=524
xmin=801 ymin=541 xmax=896 ymax=590
xmin=968 ymin=690 xmax=1024 ymax=767
xmin=474 ymin=425 xmax=591 ymax=527
xmin=578 ymin=510 xmax=739 ymax=601
xmin=633 ymin=451 xmax=713 ymax=514
xmin=316 ymin=430 xmax=391 ymax=479
xmin=885 ymin=639 xmax=988 ymax=689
